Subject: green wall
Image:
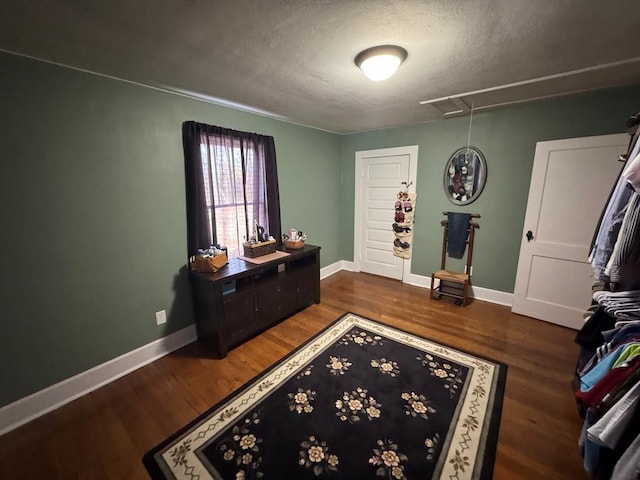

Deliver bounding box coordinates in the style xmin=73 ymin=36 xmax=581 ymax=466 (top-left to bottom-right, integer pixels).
xmin=340 ymin=85 xmax=640 ymax=292
xmin=0 ymin=52 xmax=341 ymax=407
xmin=2 ymin=49 xmax=639 ymax=409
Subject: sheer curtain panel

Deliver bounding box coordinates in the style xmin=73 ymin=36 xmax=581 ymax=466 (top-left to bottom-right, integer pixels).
xmin=183 ymin=121 xmax=281 ymax=259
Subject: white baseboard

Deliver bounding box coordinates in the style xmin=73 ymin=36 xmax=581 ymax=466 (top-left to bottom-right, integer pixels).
xmin=320 ymin=260 xmax=357 ymax=279
xmin=408 ymin=274 xmax=514 ymax=306
xmin=327 ymin=266 xmax=513 ymax=307
xmin=468 ymin=283 xmax=514 ymax=306
xmin=0 ymin=324 xmax=197 ymax=437
xmin=322 ymin=260 xmax=513 ymax=307
xmin=320 ymin=260 xmax=343 ymax=279
xmin=341 ymin=260 xmax=356 ymax=272
xmin=405 ymin=272 xmax=431 ymax=288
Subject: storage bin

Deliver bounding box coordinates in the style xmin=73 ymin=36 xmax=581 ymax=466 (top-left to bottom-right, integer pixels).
xmin=190 ymin=252 xmax=228 ymax=273
xmin=242 ymin=239 xmax=277 ymax=258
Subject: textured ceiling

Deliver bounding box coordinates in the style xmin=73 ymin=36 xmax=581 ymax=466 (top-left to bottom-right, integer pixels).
xmin=1 ymin=0 xmax=640 ymax=133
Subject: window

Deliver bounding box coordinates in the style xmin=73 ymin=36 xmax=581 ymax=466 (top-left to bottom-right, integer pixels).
xmin=183 ymin=122 xmax=281 ymax=260
xmin=200 ymin=139 xmax=268 ymax=257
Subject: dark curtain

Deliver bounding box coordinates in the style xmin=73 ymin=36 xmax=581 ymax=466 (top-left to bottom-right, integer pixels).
xmin=182 ymin=121 xmax=282 ymax=259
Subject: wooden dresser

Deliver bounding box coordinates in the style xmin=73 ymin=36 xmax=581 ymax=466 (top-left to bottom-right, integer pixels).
xmin=188 ymin=244 xmax=320 ymax=357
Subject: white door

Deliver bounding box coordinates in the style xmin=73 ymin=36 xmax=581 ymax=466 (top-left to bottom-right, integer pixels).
xmin=354 ymin=146 xmax=418 ymax=281
xmin=512 ymin=134 xmax=628 ymax=329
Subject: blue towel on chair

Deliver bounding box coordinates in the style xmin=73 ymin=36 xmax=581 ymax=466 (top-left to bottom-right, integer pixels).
xmin=447 ymin=212 xmax=471 ymax=258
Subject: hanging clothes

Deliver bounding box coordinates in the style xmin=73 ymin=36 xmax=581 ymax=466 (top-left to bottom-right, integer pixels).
xmin=605 ymin=193 xmax=640 ymax=290
xmin=575 ymin=326 xmax=640 ymax=477
xmin=576 ymin=115 xmax=640 ymax=479
xmin=446 ymin=212 xmax=472 ymax=258
xmin=590 ymin=133 xmax=640 ymax=282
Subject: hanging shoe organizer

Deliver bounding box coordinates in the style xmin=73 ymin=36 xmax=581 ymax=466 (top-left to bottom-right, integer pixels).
xmin=430 ymin=212 xmax=480 ymax=306
xmin=392 ymin=182 xmax=416 ymax=259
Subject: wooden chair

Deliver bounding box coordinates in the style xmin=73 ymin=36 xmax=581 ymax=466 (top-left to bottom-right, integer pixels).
xmin=430 ymin=212 xmax=480 ymax=306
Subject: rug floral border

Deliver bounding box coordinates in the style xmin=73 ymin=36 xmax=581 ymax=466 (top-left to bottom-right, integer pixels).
xmin=144 ymin=313 xmax=507 ymax=480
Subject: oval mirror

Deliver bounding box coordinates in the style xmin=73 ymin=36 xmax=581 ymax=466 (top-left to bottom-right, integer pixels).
xmin=443 ymin=146 xmax=487 ymax=206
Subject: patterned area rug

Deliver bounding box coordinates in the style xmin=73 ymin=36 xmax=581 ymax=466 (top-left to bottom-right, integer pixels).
xmin=143 ymin=313 xmax=507 ymax=480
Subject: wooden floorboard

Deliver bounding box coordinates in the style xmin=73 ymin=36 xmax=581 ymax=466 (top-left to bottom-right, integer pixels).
xmin=0 ymin=271 xmax=588 ymax=479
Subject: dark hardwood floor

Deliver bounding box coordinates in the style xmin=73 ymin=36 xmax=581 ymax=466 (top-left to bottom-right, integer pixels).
xmin=0 ymin=271 xmax=588 ymax=479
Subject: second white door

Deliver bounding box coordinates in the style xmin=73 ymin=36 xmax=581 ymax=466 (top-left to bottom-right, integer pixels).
xmin=512 ymin=134 xmax=628 ymax=329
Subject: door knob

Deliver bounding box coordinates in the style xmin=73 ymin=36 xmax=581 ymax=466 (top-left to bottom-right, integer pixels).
xmin=526 ymin=230 xmax=534 ymax=242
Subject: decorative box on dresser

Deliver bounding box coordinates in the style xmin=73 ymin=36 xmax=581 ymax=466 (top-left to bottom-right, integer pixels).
xmin=188 ymin=244 xmax=321 ymax=358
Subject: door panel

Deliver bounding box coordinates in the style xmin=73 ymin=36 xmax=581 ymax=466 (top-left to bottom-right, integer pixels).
xmin=360 ymin=156 xmax=408 ymax=279
xmin=527 ymin=256 xmax=595 ymax=307
xmin=536 ymin=149 xmax=623 ymax=245
xmin=512 ymin=134 xmax=627 ymax=329
xmin=367 ymin=228 xmax=393 ymax=243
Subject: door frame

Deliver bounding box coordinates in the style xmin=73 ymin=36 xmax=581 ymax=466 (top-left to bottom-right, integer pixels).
xmin=354 ymin=145 xmax=419 ymax=283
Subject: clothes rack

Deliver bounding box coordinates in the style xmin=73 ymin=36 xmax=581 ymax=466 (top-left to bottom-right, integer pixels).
xmin=574 ymin=112 xmax=640 ymax=479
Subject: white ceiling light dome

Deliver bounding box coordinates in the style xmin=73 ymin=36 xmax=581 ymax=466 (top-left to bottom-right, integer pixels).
xmin=355 ymin=45 xmax=408 ymax=81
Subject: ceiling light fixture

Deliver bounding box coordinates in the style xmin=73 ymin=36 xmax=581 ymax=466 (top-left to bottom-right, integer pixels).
xmin=355 ymin=45 xmax=408 ymax=81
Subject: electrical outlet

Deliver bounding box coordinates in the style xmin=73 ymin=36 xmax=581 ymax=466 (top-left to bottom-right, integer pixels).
xmin=155 ymin=310 xmax=167 ymax=325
